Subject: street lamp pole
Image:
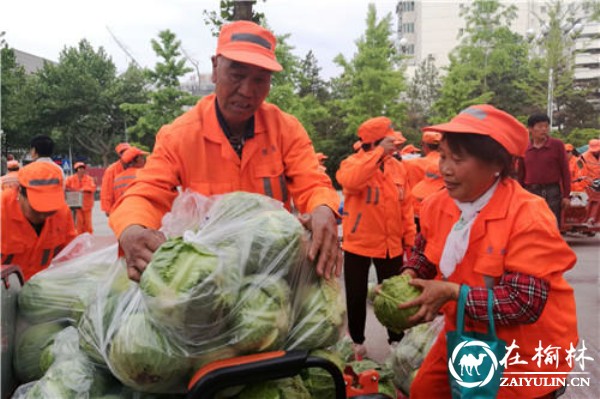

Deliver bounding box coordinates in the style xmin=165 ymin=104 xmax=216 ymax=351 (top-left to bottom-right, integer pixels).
xmin=547 ymin=67 xmax=554 ymax=128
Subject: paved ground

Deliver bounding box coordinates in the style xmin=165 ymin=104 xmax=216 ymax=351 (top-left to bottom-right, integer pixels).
xmin=90 ymin=201 xmax=599 ymax=397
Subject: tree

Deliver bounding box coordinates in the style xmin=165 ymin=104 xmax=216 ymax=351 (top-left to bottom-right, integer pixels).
xmin=121 ymin=30 xmax=198 ymax=149
xmin=203 ymin=0 xmax=267 ymax=36
xmin=433 ymin=0 xmax=530 ymax=121
xmin=403 ymin=54 xmax=441 ymax=140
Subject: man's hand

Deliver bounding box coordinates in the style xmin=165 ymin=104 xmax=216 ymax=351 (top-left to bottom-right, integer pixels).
xmin=378 ymin=136 xmax=400 ymax=156
xmin=119 ymin=224 xmax=166 ymax=282
xmin=298 ymin=205 xmax=342 ymax=280
xmin=398 ymin=278 xmax=459 ymax=326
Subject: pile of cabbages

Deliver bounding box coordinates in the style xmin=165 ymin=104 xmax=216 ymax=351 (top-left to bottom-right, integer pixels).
xmin=13 ymin=191 xmax=346 ymax=398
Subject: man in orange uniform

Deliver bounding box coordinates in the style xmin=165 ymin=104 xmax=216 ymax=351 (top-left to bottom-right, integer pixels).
xmin=578 ymin=138 xmax=600 ymax=186
xmin=112 ymin=147 xmax=148 ymax=208
xmin=411 ymin=162 xmax=444 ymax=222
xmin=564 ymin=143 xmax=585 ymax=192
xmin=395 ymin=105 xmax=577 ymax=399
xmin=1 ymin=162 xmax=77 ymax=281
xmin=100 ymin=142 xmax=130 ymax=216
xmin=336 ymin=116 xmax=416 ymax=358
xmin=65 ymin=162 xmax=97 ymax=234
xmin=109 ymin=21 xmax=340 ymax=282
xmin=1 ymin=160 xmax=20 ymax=190
xmin=404 ymin=131 xmax=442 ymax=189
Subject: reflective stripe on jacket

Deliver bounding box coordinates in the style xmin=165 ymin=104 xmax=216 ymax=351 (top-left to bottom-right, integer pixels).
xmin=418 ymin=178 xmax=578 ymax=398
xmin=109 ymin=94 xmax=339 ymax=237
xmin=336 ymin=147 xmax=416 ymax=258
xmin=1 ymin=190 xmax=77 ymax=281
xmin=112 ymin=168 xmax=138 ymax=209
xmin=65 ymin=174 xmax=96 ymax=211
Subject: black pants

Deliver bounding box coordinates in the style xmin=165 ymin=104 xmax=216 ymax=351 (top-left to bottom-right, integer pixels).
xmin=343 ymin=251 xmax=404 ymax=344
xmin=525 ymin=183 xmax=562 ymax=226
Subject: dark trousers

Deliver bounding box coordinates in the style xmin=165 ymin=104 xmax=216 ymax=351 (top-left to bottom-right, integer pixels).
xmin=343 ymin=251 xmax=404 ymax=344
xmin=525 ymin=183 xmax=562 ymax=225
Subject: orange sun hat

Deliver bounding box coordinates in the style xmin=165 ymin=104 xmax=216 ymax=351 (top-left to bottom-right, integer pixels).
xmin=423 ymin=104 xmax=528 ymax=157
xmin=115 ymin=143 xmax=131 ymax=155
xmin=358 ymin=117 xmax=406 ymax=145
xmin=121 ymin=147 xmax=149 ymax=164
xmin=18 ymin=162 xmax=66 ymax=212
xmin=216 ymin=21 xmax=282 ymax=72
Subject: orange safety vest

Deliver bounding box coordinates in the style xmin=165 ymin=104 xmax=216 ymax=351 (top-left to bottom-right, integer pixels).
xmin=1 ymin=190 xmax=77 ymax=281
xmin=579 ymin=151 xmax=600 ymax=185
xmin=411 ymin=162 xmax=444 ymax=218
xmin=1 ymin=171 xmax=19 ymax=190
xmin=403 ymin=151 xmax=440 ymax=190
xmin=112 ymin=167 xmax=138 ymax=209
xmin=567 ymin=156 xmax=586 ymax=192
xmin=65 ymin=174 xmax=96 ymax=211
xmin=336 ymin=147 xmax=416 ymax=258
xmin=109 ymin=94 xmax=339 ymax=237
xmin=100 ymin=160 xmax=125 ymax=213
xmin=411 ymin=178 xmax=578 ymax=399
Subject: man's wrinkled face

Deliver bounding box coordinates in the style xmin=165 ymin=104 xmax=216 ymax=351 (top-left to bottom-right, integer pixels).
xmin=212 ymin=56 xmax=272 ymax=127
xmin=18 ymin=189 xmax=56 ymax=225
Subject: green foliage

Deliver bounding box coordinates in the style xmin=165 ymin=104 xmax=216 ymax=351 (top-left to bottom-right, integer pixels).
xmin=202 ymin=0 xmax=267 ymax=37
xmin=433 ymin=0 xmax=530 ymax=120
xmin=121 ymin=30 xmax=198 ymax=149
xmin=404 ymin=54 xmax=442 ymax=136
xmin=1 ymin=47 xmax=31 ymax=154
xmin=565 ymin=128 xmax=600 ymax=148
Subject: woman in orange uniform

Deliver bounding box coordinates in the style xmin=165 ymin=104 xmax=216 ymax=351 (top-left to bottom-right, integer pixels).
xmin=337 ymin=116 xmax=416 ymax=358
xmin=65 ymin=162 xmax=96 ymax=234
xmin=393 ymin=105 xmax=578 ymax=399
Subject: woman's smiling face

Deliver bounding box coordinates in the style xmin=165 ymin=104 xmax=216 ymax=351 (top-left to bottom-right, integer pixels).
xmin=438 ymin=138 xmax=500 ymax=203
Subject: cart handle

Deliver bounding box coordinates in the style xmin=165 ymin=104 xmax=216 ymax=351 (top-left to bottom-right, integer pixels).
xmin=186 ymin=350 xmax=346 ymax=399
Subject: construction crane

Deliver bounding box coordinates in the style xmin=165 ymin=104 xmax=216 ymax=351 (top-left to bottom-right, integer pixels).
xmin=106 ymin=26 xmax=140 ymax=68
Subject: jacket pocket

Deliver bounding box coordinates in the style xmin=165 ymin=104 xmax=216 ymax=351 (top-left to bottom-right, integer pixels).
xmin=254 ymin=162 xmax=287 ymax=201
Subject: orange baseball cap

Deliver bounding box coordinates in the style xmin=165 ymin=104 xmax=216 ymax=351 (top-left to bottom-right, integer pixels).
xmin=401 ymin=144 xmax=421 ymax=155
xmin=7 ymin=160 xmax=20 ymax=170
xmin=216 ymin=21 xmax=282 ymax=72
xmin=74 ymin=162 xmax=86 ymax=170
xmin=422 ymin=131 xmax=442 ymax=145
xmin=18 ymin=162 xmax=66 ymax=212
xmin=115 ymin=142 xmax=131 ymax=155
xmin=588 ymin=139 xmax=600 ymax=152
xmin=422 ymin=104 xmax=528 ymax=157
xmin=121 ymin=147 xmax=149 ymax=164
xmin=564 ymin=143 xmax=574 ymax=152
xmin=357 ymin=117 xmax=406 ymax=145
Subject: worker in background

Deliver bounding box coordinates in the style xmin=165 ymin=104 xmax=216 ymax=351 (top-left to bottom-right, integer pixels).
xmin=65 ymin=162 xmax=97 ymax=234
xmin=564 ymin=143 xmax=584 ymax=192
xmin=29 ymin=135 xmax=64 ymax=178
xmin=404 ymin=131 xmax=442 ymax=190
xmin=112 ymin=147 xmax=148 ymax=208
xmin=400 ymin=144 xmax=421 ymax=160
xmin=336 ymin=116 xmax=416 ymax=359
xmin=577 ymin=138 xmax=600 ymax=187
xmin=316 ymin=152 xmax=328 ymax=173
xmin=101 ymin=143 xmax=130 ymax=216
xmin=1 ymin=162 xmax=76 ymax=281
xmin=1 ymin=160 xmax=20 ymax=190
xmin=109 ymin=21 xmax=340 ymax=282
xmin=411 ymin=162 xmax=444 ymax=232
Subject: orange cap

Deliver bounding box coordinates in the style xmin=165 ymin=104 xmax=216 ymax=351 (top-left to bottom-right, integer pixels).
xmin=115 ymin=143 xmax=131 ymax=155
xmin=7 ymin=160 xmax=20 ymax=170
xmin=357 ymin=117 xmax=406 ymax=145
xmin=564 ymin=143 xmax=574 ymax=152
xmin=422 ymin=131 xmax=442 ymax=145
xmin=121 ymin=147 xmax=149 ymax=164
xmin=74 ymin=162 xmax=86 ymax=170
xmin=588 ymin=139 xmax=600 ymax=152
xmin=216 ymin=21 xmax=282 ymax=72
xmin=422 ymin=105 xmax=528 ymax=157
xmin=17 ymin=162 xmax=66 ymax=212
xmin=401 ymin=144 xmax=421 ymax=155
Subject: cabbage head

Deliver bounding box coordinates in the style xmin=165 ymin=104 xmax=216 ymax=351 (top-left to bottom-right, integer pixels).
xmin=140 ymin=238 xmax=238 ymax=343
xmin=286 ymin=279 xmax=345 ymax=350
xmin=300 ymin=349 xmax=344 ymax=399
xmin=204 ymin=191 xmax=282 ymax=228
xmin=231 ymin=275 xmax=291 ymax=354
xmin=237 ymin=376 xmax=310 ymax=399
xmin=373 ymin=274 xmax=422 ymax=333
xmin=14 ymin=320 xmax=70 ymax=383
xmin=108 ymin=313 xmax=190 ymax=393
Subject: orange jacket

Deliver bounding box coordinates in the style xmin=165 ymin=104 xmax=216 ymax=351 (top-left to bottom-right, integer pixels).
xmin=411 ymin=163 xmax=444 ymax=218
xmin=578 ymin=151 xmax=600 ymax=186
xmin=1 ymin=171 xmax=19 ymax=190
xmin=65 ymin=174 xmax=96 ymax=211
xmin=100 ymin=160 xmax=125 ymax=213
xmin=1 ymin=189 xmax=77 ymax=281
xmin=336 ymin=147 xmax=416 ymax=258
xmin=109 ymin=94 xmax=339 ymax=237
xmin=418 ymin=178 xmax=577 ymax=398
xmin=403 ymin=151 xmax=440 ymax=190
xmin=112 ymin=167 xmax=138 ymax=209
xmin=567 ymin=156 xmax=586 ymax=192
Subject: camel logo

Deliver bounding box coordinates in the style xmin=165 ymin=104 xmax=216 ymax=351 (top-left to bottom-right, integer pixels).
xmin=448 ymin=340 xmax=500 ymax=388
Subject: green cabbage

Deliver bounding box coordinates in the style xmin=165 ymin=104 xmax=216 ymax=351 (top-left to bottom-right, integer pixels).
xmin=236 ymin=376 xmax=311 ymax=399
xmin=204 ymin=192 xmax=283 ymax=228
xmin=231 ymin=275 xmax=291 ymax=354
xmin=373 ymin=274 xmax=422 ymax=333
xmin=107 ymin=313 xmax=190 ymax=393
xmin=300 ymin=349 xmax=344 ymax=399
xmin=286 ymin=279 xmax=345 ymax=350
xmin=14 ymin=321 xmax=70 ymax=383
xmin=140 ymin=238 xmax=238 ymax=344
